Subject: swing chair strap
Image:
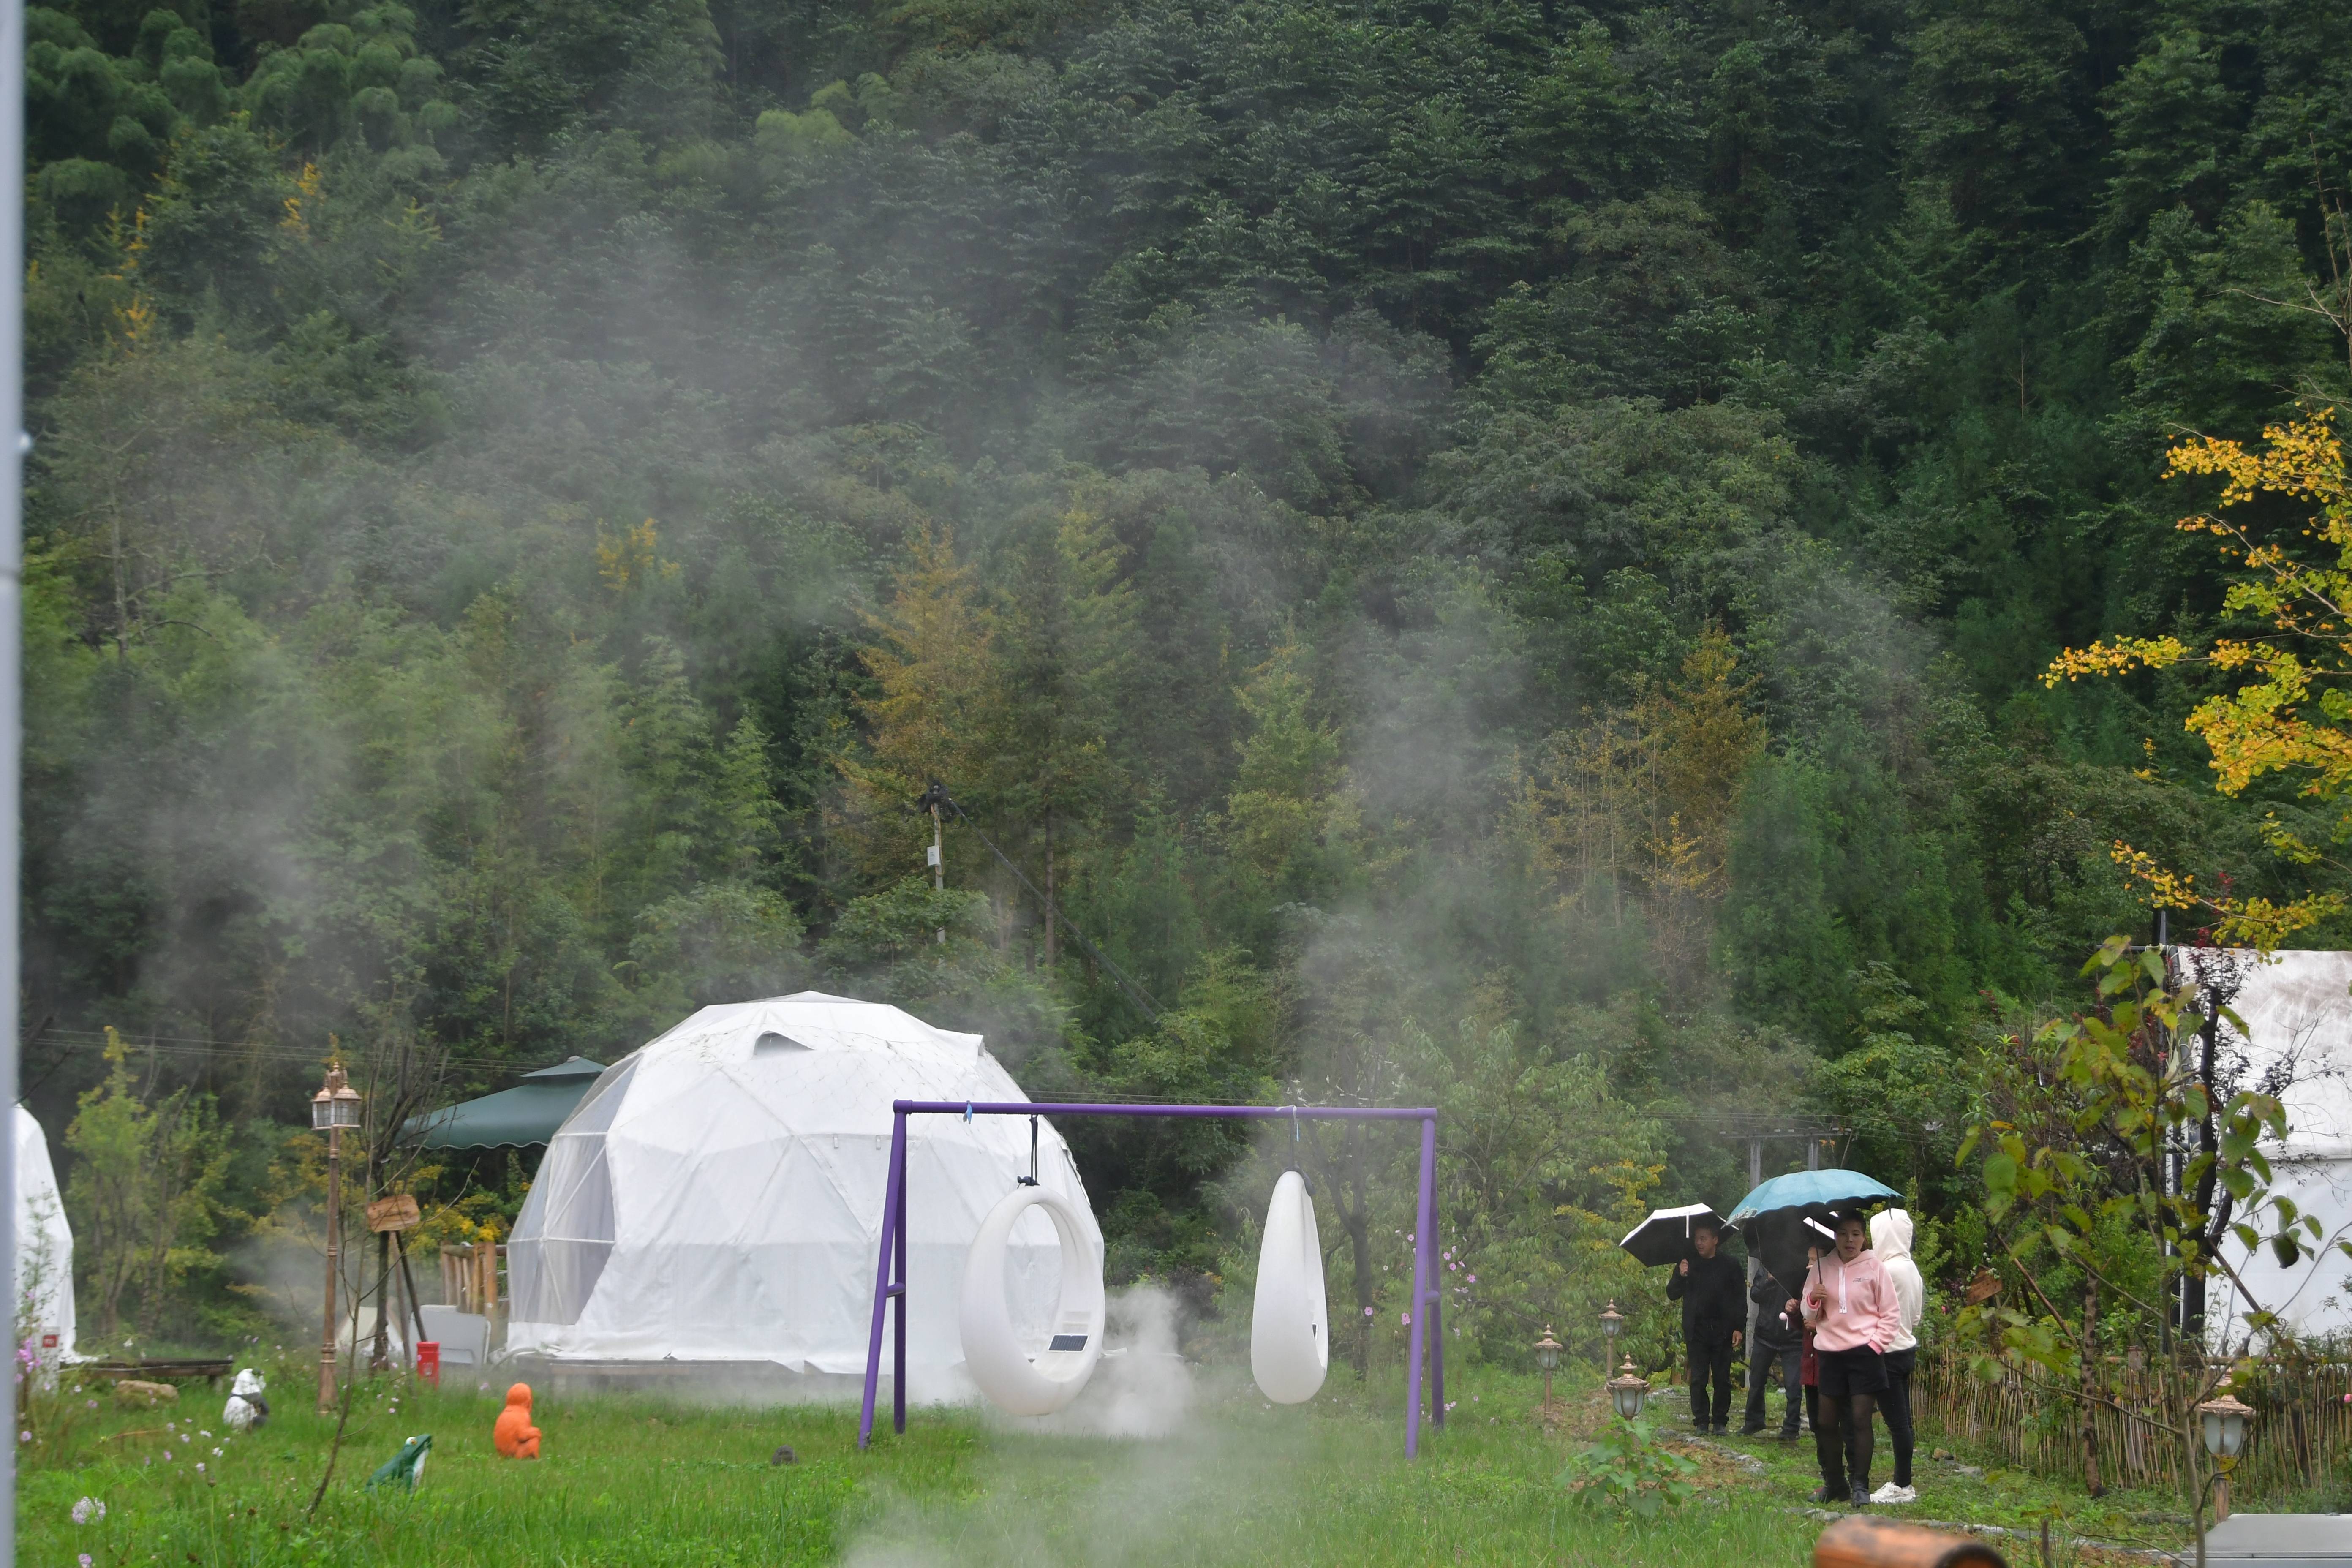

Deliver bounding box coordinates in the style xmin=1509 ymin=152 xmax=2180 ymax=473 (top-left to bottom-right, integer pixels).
xmin=1019 ymin=1114 xmax=1040 ymax=1186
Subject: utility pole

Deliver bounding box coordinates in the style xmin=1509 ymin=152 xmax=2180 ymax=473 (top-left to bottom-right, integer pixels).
xmin=920 ymin=779 xmax=946 ymax=945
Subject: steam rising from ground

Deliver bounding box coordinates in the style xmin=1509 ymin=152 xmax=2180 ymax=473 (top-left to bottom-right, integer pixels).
xmin=847 ymin=1283 xmax=1346 ymax=1568
xmin=1014 ymin=1284 xmax=1194 ymax=1439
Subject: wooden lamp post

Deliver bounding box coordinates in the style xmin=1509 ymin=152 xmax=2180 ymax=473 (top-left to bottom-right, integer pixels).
xmin=1533 ymin=1325 xmax=1562 ymax=1420
xmin=312 ymin=1062 xmax=362 ymax=1413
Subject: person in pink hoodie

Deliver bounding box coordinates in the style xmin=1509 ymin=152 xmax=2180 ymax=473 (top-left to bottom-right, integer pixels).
xmin=1802 ymin=1210 xmax=1904 ymax=1509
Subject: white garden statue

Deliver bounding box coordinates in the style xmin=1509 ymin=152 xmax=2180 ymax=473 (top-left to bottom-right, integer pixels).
xmin=223 ymin=1368 xmax=269 ymax=1432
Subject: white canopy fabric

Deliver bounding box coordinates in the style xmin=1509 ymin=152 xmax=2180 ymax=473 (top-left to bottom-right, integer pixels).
xmin=504 ymin=992 xmax=1099 ymax=1396
xmin=16 ymin=1107 xmax=77 ymax=1361
xmin=2173 ymin=948 xmax=2352 ymax=1346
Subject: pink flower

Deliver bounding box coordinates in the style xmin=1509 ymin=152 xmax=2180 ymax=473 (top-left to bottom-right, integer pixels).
xmin=195 ymin=1462 xmax=205 ymax=1473
xmin=1364 ymin=1306 xmax=1374 ymax=1318
xmin=1400 ymin=1312 xmax=1412 ymax=1326
xmin=1467 ymin=1274 xmax=1475 ymax=1283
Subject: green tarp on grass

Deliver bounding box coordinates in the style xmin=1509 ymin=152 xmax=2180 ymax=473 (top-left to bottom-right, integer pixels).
xmin=403 ymin=1056 xmax=607 ymax=1149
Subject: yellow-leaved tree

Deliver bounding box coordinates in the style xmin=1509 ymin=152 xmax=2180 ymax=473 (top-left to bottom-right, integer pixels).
xmin=2045 ymin=408 xmax=2352 ymax=943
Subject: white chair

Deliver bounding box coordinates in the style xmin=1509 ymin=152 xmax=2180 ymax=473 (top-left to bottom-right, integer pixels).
xmin=1251 ymin=1169 xmax=1329 ymax=1404
xmin=419 ymin=1307 xmax=491 ymax=1367
xmin=959 ymin=1186 xmax=1105 ymax=1416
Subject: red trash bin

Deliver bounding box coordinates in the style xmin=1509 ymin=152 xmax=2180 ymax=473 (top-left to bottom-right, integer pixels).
xmin=416 ymin=1341 xmax=440 ymax=1387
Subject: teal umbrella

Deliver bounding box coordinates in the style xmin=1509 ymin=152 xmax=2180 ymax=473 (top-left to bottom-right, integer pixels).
xmin=402 ymin=1057 xmax=607 ymax=1150
xmin=1725 ymin=1169 xmax=1899 ymax=1227
xmin=1727 ymin=1169 xmax=1901 ymax=1302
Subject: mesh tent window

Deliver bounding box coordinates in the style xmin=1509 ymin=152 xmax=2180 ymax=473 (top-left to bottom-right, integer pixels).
xmin=860 ymin=1100 xmax=1446 ymax=1458
xmin=507 ymin=1054 xmax=640 ymax=1325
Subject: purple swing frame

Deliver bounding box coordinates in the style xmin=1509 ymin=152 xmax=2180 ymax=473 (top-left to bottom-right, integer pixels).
xmin=858 ymin=1100 xmax=1446 ymax=1457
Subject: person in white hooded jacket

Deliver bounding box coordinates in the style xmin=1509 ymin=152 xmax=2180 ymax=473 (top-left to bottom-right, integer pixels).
xmin=1868 ymin=1210 xmax=1924 ymax=1504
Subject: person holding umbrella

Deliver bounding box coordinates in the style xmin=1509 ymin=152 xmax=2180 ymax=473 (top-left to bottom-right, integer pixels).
xmin=1741 ymin=1254 xmax=1805 ymax=1438
xmin=1666 ymin=1218 xmax=1745 ymax=1434
xmin=1803 ymin=1211 xmax=1904 ymax=1508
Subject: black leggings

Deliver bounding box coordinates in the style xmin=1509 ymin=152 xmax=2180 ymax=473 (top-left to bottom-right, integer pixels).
xmin=1881 ymin=1348 xmax=1916 ymax=1487
xmin=1815 ymin=1391 xmax=1877 ymax=1492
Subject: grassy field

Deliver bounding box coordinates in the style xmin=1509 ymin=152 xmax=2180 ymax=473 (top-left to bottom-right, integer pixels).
xmin=18 ymin=1359 xmax=2206 ymax=1568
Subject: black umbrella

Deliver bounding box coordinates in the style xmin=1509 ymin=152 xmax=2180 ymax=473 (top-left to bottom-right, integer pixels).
xmin=1618 ymin=1203 xmax=1734 ymax=1267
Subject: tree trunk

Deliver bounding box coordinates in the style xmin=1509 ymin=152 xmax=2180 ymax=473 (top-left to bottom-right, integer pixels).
xmin=1043 ymin=811 xmax=1058 ymax=970
xmin=2185 ymin=999 xmax=2224 ymax=1341
xmin=1341 ymin=1164 xmax=1375 ymax=1376
xmin=2079 ymin=1277 xmax=2104 ymax=1497
xmin=1311 ymin=1122 xmax=1377 ymax=1377
xmin=368 ymin=1229 xmax=392 ymax=1372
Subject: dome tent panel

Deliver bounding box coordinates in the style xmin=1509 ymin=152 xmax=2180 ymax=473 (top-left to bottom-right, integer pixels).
xmin=507 ymin=1054 xmax=640 ymax=1326
xmin=505 ymin=992 xmax=1097 ymax=1390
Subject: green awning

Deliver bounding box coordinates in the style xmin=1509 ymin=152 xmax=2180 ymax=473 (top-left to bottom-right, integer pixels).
xmin=403 ymin=1056 xmax=607 ymax=1149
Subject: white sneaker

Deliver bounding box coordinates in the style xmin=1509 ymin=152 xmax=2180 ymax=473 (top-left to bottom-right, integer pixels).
xmin=1869 ymin=1483 xmax=1917 ymax=1504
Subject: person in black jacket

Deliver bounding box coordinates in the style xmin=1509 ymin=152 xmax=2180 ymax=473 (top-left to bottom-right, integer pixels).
xmin=1665 ymin=1219 xmax=1744 ymax=1433
xmin=1741 ymin=1259 xmax=1805 ymax=1437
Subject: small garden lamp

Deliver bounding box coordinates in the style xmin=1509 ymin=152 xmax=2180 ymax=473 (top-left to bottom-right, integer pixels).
xmin=2198 ymin=1388 xmax=2252 ymax=1463
xmin=2196 ymin=1386 xmax=2255 ymax=1535
xmin=312 ymin=1062 xmax=363 ymax=1413
xmin=1607 ymin=1356 xmax=1650 ymax=1422
xmin=1533 ymin=1325 xmax=1562 ymax=1417
xmin=1598 ymin=1299 xmax=1623 ymax=1376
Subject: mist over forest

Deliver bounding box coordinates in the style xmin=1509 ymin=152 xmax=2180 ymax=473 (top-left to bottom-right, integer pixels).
xmin=22 ymin=0 xmax=2352 ymax=1351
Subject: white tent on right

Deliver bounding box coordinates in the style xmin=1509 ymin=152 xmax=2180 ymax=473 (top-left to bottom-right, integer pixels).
xmin=2173 ymin=947 xmax=2352 ymax=1345
xmin=16 ymin=1107 xmax=77 ymax=1361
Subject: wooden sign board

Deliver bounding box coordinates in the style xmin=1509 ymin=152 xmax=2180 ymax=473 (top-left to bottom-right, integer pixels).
xmin=367 ymin=1194 xmax=422 ymax=1233
xmin=1962 ymin=1268 xmax=2001 ymax=1306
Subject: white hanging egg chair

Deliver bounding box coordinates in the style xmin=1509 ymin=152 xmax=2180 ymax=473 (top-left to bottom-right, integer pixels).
xmin=958 ymin=1185 xmax=1106 ymax=1416
xmin=1251 ymin=1169 xmax=1329 ymax=1404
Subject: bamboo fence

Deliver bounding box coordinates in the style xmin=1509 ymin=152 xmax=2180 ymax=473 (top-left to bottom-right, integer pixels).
xmin=1915 ymin=1348 xmax=2352 ymax=1501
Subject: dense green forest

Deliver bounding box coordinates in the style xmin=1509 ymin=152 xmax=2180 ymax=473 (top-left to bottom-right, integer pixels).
xmin=22 ymin=0 xmax=2352 ymax=1351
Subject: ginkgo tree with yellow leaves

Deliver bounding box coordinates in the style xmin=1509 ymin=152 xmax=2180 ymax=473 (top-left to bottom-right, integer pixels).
xmin=2046 ymin=409 xmax=2352 ymax=945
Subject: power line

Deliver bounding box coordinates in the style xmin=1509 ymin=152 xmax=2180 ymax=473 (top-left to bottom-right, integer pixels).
xmin=25 ymin=1029 xmax=563 ymax=1077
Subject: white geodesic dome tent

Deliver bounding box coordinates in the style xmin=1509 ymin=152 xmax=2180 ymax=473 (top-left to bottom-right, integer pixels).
xmin=504 ymin=993 xmax=1100 ymax=1393
xmin=16 ymin=1107 xmax=76 ymax=1361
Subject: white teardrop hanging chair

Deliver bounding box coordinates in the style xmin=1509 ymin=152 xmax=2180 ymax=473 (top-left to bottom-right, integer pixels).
xmin=959 ymin=1184 xmax=1106 ymax=1416
xmin=1251 ymin=1168 xmax=1329 ymax=1404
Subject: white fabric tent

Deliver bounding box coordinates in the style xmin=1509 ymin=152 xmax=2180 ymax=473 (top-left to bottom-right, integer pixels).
xmin=504 ymin=992 xmax=1100 ymax=1396
xmin=2174 ymin=948 xmax=2352 ymax=1345
xmin=16 ymin=1107 xmax=77 ymax=1361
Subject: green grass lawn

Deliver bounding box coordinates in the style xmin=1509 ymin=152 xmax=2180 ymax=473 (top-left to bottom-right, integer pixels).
xmin=18 ymin=1361 xmax=2202 ymax=1567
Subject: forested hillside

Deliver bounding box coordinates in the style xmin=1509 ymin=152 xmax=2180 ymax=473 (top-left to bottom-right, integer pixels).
xmin=24 ymin=0 xmax=2352 ymax=1347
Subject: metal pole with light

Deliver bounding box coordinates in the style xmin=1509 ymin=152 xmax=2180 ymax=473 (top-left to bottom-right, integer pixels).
xmin=1533 ymin=1326 xmax=1562 ymax=1420
xmin=313 ymin=1063 xmax=363 ymax=1412
xmin=1598 ymin=1300 xmax=1623 ymax=1380
xmin=1608 ymin=1356 xmax=1651 ymax=1421
xmin=2193 ymin=1386 xmax=2254 ymax=1568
